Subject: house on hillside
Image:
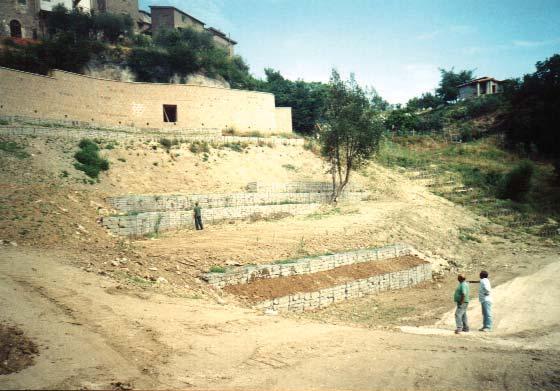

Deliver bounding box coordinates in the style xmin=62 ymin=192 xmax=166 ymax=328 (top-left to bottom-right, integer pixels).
xmin=0 ymin=0 xmax=141 ymax=40
xmin=458 ymin=77 xmax=503 ymax=100
xmin=149 ymin=5 xmax=237 ymax=56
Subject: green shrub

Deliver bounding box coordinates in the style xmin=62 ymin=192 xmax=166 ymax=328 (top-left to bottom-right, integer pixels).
xmin=0 ymin=140 xmax=29 ymax=159
xmin=498 ymin=160 xmax=535 ymax=201
xmin=159 ymin=138 xmax=172 ymax=150
xmin=209 ymin=266 xmax=226 ymax=273
xmin=74 ymin=138 xmax=109 ymax=178
xmin=465 ymin=95 xmax=502 ymax=118
xmin=189 ymin=141 xmax=210 ymax=154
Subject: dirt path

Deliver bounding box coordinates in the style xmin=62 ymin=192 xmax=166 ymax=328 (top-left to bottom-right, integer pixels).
xmin=2 ymin=248 xmax=559 ymax=390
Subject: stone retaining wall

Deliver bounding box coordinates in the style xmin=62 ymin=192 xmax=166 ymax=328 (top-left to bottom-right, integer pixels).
xmin=255 ymin=262 xmax=432 ymax=313
xmin=202 ymin=244 xmax=414 ymax=288
xmin=0 ymin=125 xmax=304 ymax=146
xmin=246 ymin=181 xmax=363 ymax=193
xmin=103 ymin=203 xmax=321 ymax=236
xmin=106 ymin=191 xmax=366 ymax=213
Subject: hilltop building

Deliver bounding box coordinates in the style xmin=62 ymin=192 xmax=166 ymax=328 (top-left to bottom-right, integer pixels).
xmin=0 ymin=0 xmax=140 ymax=39
xmin=458 ymin=77 xmax=503 ymax=100
xmin=149 ymin=5 xmax=237 ymax=56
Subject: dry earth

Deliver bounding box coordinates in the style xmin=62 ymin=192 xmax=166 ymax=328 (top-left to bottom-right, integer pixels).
xmin=1 ymin=134 xmax=559 ymax=390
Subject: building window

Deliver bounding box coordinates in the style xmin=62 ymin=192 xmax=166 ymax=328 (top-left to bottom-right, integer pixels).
xmin=9 ymin=20 xmax=22 ymax=38
xmin=17 ymin=0 xmax=26 ymax=4
xmin=163 ymin=105 xmax=177 ymax=122
xmin=182 ymin=15 xmax=187 ymax=22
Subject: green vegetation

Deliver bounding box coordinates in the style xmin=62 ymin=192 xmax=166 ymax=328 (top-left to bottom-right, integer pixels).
xmin=499 ymin=161 xmax=535 ymax=201
xmin=435 ymin=68 xmax=475 ymax=103
xmin=74 ymin=139 xmax=109 ymax=178
xmin=497 ymin=54 xmax=560 ymax=179
xmin=209 ymin=266 xmax=226 ymax=273
xmin=222 ymin=142 xmax=248 ymax=152
xmin=0 ymin=140 xmax=30 ymax=159
xmin=189 ymin=141 xmax=210 ymax=154
xmin=319 ymin=70 xmax=384 ymax=200
xmin=377 ymin=135 xmax=560 ymax=220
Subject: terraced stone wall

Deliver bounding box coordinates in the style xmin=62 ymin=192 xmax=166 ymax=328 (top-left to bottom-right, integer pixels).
xmin=103 ymin=203 xmax=321 ymax=236
xmin=255 ymin=262 xmax=432 ymax=312
xmin=0 ymin=125 xmax=304 ymax=146
xmin=106 ymin=191 xmax=366 ymax=213
xmin=246 ymin=181 xmax=363 ymax=193
xmin=202 ymin=244 xmax=414 ymax=288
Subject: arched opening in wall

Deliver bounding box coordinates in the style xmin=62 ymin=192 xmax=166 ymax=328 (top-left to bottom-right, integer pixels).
xmin=10 ymin=20 xmax=22 ymax=38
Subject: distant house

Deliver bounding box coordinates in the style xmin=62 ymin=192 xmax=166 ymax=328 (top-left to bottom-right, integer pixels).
xmin=205 ymin=27 xmax=237 ymax=56
xmin=1 ymin=0 xmax=141 ymax=40
xmin=137 ymin=10 xmax=151 ymax=35
xmin=149 ymin=5 xmax=237 ymax=56
xmin=458 ymin=77 xmax=503 ymax=100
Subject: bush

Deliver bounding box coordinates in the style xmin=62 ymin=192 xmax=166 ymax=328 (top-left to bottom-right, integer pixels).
xmin=465 ymin=95 xmax=502 ymax=118
xmin=498 ymin=160 xmax=535 ymax=201
xmin=74 ymin=139 xmax=109 ymax=178
xmin=415 ymin=112 xmax=443 ymax=133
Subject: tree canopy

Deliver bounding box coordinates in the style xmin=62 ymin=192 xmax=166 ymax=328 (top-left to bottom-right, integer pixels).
xmin=318 ymin=70 xmax=384 ymax=200
xmin=436 ymin=68 xmax=475 ymax=103
xmin=498 ymin=54 xmax=560 ymax=176
xmin=255 ymin=69 xmax=328 ymax=135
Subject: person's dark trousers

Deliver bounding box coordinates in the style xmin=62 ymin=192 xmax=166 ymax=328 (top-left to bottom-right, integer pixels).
xmin=195 ymin=215 xmax=204 ymax=230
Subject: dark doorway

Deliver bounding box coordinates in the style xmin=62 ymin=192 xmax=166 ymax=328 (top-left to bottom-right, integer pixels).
xmin=163 ymin=105 xmax=177 ymax=122
xmin=10 ymin=20 xmax=22 ymax=38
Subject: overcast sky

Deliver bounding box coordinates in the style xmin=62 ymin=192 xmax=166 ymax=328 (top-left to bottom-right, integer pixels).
xmin=139 ymin=0 xmax=560 ymax=103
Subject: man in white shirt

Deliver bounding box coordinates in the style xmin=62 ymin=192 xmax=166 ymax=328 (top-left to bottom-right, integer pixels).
xmin=478 ymin=270 xmax=493 ymax=332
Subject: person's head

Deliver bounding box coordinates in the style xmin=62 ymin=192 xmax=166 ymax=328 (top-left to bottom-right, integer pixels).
xmin=195 ymin=202 xmax=199 ymax=206
xmin=480 ymin=270 xmax=489 ymax=279
xmin=457 ymin=274 xmax=466 ymax=282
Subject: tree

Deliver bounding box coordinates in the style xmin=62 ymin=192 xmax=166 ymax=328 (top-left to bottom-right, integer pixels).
xmin=498 ymin=54 xmax=560 ymax=178
xmin=436 ymin=68 xmax=475 ymax=103
xmin=384 ymin=108 xmax=417 ymax=133
xmin=256 ymin=68 xmax=328 ymax=134
xmin=407 ymin=92 xmax=443 ymax=110
xmin=319 ymin=70 xmax=383 ymax=201
xmin=93 ymin=13 xmax=133 ymax=43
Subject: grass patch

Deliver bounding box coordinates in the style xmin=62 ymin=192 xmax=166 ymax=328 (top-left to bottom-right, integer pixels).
xmin=74 ymin=139 xmax=109 ymax=178
xmin=282 ymin=164 xmax=298 ymax=171
xmin=223 ymin=142 xmax=248 ymax=152
xmin=0 ymin=140 xmax=30 ymax=159
xmin=189 ymin=141 xmax=210 ymax=154
xmin=209 ymin=265 xmax=226 ymax=273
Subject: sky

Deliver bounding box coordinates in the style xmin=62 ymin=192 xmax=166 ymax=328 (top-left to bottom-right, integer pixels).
xmin=139 ymin=0 xmax=560 ymax=104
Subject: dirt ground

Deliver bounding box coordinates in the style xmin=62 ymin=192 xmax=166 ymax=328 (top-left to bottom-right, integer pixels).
xmin=1 ymin=248 xmax=560 ymax=390
xmin=1 ymin=134 xmax=560 ymax=389
xmin=0 ymin=323 xmax=39 ymax=375
xmin=224 ymin=255 xmax=428 ymax=302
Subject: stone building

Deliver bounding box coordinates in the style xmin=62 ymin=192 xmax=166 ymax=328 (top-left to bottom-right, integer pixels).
xmin=0 ymin=0 xmax=141 ymax=39
xmin=458 ymin=77 xmax=503 ymax=100
xmin=149 ymin=5 xmax=237 ymax=55
xmin=206 ymin=27 xmax=237 ymax=56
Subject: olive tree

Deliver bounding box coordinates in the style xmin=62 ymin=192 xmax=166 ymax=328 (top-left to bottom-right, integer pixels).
xmin=318 ymin=69 xmax=383 ymax=201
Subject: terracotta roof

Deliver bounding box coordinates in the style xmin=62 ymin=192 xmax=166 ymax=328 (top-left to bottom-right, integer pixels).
xmin=457 ymin=77 xmax=502 ymax=88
